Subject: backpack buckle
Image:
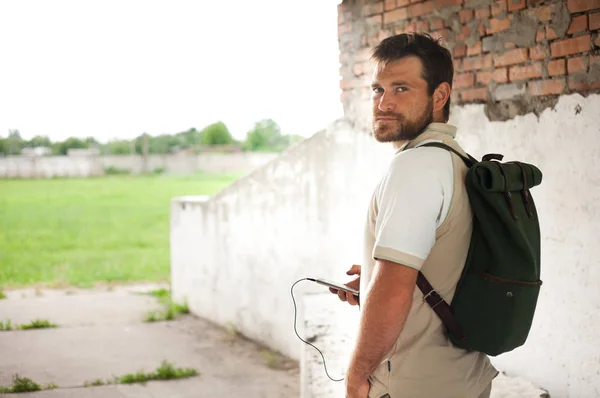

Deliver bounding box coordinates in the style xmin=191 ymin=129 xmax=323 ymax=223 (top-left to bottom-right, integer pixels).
xmin=423 ymin=289 xmax=444 ymax=309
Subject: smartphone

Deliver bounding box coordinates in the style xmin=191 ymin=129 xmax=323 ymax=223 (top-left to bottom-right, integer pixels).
xmin=309 ymin=278 xmax=359 ymax=297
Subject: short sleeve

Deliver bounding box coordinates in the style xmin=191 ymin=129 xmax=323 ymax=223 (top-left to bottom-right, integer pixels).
xmin=372 ymin=149 xmax=448 ymax=270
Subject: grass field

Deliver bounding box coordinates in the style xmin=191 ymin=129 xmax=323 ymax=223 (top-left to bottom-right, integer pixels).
xmin=0 ymin=173 xmax=239 ymax=288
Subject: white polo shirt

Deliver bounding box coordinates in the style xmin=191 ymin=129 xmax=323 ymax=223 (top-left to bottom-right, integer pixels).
xmin=370 ymin=131 xmax=455 ymax=271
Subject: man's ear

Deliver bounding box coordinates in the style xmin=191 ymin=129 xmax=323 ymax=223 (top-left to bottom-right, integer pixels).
xmin=433 ymin=82 xmax=451 ymax=113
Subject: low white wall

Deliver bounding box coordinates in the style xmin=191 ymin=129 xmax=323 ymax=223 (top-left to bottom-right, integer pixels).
xmin=0 ymin=152 xmax=278 ymax=178
xmin=170 ymin=119 xmax=393 ymax=361
xmin=170 ymin=94 xmax=600 ymax=398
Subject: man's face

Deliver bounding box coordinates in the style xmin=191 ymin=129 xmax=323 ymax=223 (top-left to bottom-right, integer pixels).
xmin=371 ymin=56 xmax=434 ymax=143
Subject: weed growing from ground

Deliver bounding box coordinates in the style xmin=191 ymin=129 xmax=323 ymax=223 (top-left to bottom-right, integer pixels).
xmin=0 ymin=375 xmax=58 ymax=393
xmin=143 ymin=289 xmax=189 ymax=322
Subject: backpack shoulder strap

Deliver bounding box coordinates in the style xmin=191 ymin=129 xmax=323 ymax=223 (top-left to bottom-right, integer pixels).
xmin=417 ymin=272 xmax=467 ymax=341
xmin=418 ymin=142 xmax=477 ymax=168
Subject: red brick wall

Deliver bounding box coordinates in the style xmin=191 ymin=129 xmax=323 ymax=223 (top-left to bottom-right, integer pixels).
xmin=338 ymin=0 xmax=600 ymax=120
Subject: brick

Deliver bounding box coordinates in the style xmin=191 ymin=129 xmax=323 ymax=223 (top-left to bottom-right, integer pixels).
xmin=477 ymin=68 xmax=509 ymax=84
xmin=569 ymin=77 xmax=600 ymax=90
xmin=568 ymin=15 xmax=588 ymax=35
xmin=529 ymin=78 xmax=566 ymax=96
xmin=432 ymin=28 xmax=452 ymax=40
xmin=467 ymin=41 xmax=483 ymax=56
xmin=546 ymin=26 xmax=559 ymax=40
xmin=384 ymin=8 xmax=408 ymax=24
xmin=493 ymin=67 xmax=509 ymax=83
xmin=364 ymin=2 xmax=385 ymax=15
xmin=385 ymin=0 xmax=396 ymax=10
xmin=454 ymin=43 xmax=468 ymax=57
xmin=460 ymin=9 xmax=474 ymax=23
xmin=495 ymin=48 xmax=529 ymax=66
xmin=454 ymin=72 xmax=475 ymax=88
xmin=487 ymin=17 xmax=511 ymax=34
xmin=416 ymin=20 xmax=430 ymax=31
xmin=548 ymin=59 xmax=566 ymax=76
xmin=568 ymin=56 xmax=588 ymax=73
xmin=530 ymin=45 xmax=547 ymax=61
xmin=509 ymin=63 xmax=543 ymax=81
xmin=477 ymin=70 xmax=492 ymax=85
xmin=434 ymin=0 xmax=463 ymax=6
xmin=398 ymin=0 xmax=411 ymax=5
xmin=366 ymin=14 xmax=383 ymax=28
xmin=464 ymin=54 xmax=493 ymax=70
xmin=567 ymin=0 xmax=600 ymax=13
xmin=430 ymin=18 xmax=445 ymax=29
xmin=462 ymin=87 xmax=489 ymax=102
xmin=591 ymin=12 xmax=600 ymax=31
xmin=492 ymin=0 xmax=507 ymax=15
xmin=596 ymin=34 xmax=600 ymax=47
xmin=508 ymin=0 xmax=526 ymax=11
xmin=551 ymin=35 xmax=591 ymax=58
xmin=536 ymin=28 xmax=545 ymax=42
xmin=493 ymin=83 xmax=526 ymax=100
xmin=408 ymin=1 xmax=434 ymax=17
xmin=475 ymin=8 xmax=491 ymax=19
xmin=401 ymin=22 xmax=417 ymax=33
xmin=454 ymin=58 xmax=463 ymax=72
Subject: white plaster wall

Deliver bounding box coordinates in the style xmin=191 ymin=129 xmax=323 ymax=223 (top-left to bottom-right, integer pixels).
xmin=170 ymin=93 xmax=600 ymax=397
xmin=0 ymin=152 xmax=277 ymax=178
xmin=450 ymin=93 xmax=600 ymax=398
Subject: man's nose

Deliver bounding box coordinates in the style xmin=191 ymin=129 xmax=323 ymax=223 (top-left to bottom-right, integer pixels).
xmin=377 ymin=92 xmax=395 ymax=112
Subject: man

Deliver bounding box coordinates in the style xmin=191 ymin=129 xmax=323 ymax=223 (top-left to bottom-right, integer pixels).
xmin=331 ymin=33 xmax=499 ymax=398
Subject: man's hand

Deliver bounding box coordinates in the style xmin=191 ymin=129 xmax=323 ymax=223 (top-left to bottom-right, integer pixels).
xmin=345 ymin=372 xmax=370 ymax=398
xmin=329 ymin=264 xmax=361 ymax=306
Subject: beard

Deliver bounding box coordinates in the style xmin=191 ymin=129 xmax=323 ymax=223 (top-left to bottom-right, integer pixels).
xmin=372 ymin=99 xmax=434 ymax=143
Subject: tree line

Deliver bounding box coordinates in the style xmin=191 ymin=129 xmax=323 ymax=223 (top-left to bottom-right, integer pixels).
xmin=0 ymin=119 xmax=304 ymax=156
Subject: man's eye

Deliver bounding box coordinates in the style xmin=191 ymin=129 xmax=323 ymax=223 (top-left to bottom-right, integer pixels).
xmin=372 ymin=87 xmax=383 ymax=93
xmin=396 ymin=87 xmax=408 ymax=92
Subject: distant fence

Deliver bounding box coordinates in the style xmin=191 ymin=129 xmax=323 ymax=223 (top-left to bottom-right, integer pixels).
xmin=0 ymin=152 xmax=279 ymax=178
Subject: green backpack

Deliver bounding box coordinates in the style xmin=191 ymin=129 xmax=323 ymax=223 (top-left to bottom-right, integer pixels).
xmin=416 ymin=142 xmax=543 ymax=356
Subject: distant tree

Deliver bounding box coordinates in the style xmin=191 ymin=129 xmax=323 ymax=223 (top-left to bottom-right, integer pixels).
xmin=199 ymin=121 xmax=234 ymax=146
xmin=26 ymin=135 xmax=52 ymax=148
xmin=242 ymin=119 xmax=302 ymax=152
xmin=6 ymin=130 xmax=25 ymax=155
xmin=104 ymin=139 xmax=132 ymax=155
xmin=52 ymin=137 xmax=88 ymax=155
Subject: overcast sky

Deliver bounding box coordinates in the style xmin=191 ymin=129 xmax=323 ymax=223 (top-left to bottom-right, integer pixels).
xmin=0 ymin=0 xmax=344 ymax=142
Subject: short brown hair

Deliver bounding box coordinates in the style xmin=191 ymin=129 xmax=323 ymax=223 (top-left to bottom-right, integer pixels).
xmin=371 ymin=33 xmax=454 ymax=122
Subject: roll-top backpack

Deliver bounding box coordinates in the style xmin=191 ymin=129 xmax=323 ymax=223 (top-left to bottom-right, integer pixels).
xmin=416 ymin=142 xmax=543 ymax=356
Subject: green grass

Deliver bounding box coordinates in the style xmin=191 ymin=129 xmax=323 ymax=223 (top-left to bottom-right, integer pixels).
xmin=0 ymin=375 xmax=57 ymax=393
xmin=117 ymin=360 xmax=198 ymax=385
xmin=19 ymin=319 xmax=58 ymax=330
xmin=143 ymin=288 xmax=190 ymax=322
xmin=0 ymin=289 xmax=6 ymax=299
xmin=0 ymin=318 xmax=58 ymax=331
xmin=0 ymin=173 xmax=239 ymax=288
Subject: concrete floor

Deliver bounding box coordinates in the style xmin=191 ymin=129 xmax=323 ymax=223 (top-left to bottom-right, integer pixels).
xmin=0 ymin=284 xmax=299 ymax=398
